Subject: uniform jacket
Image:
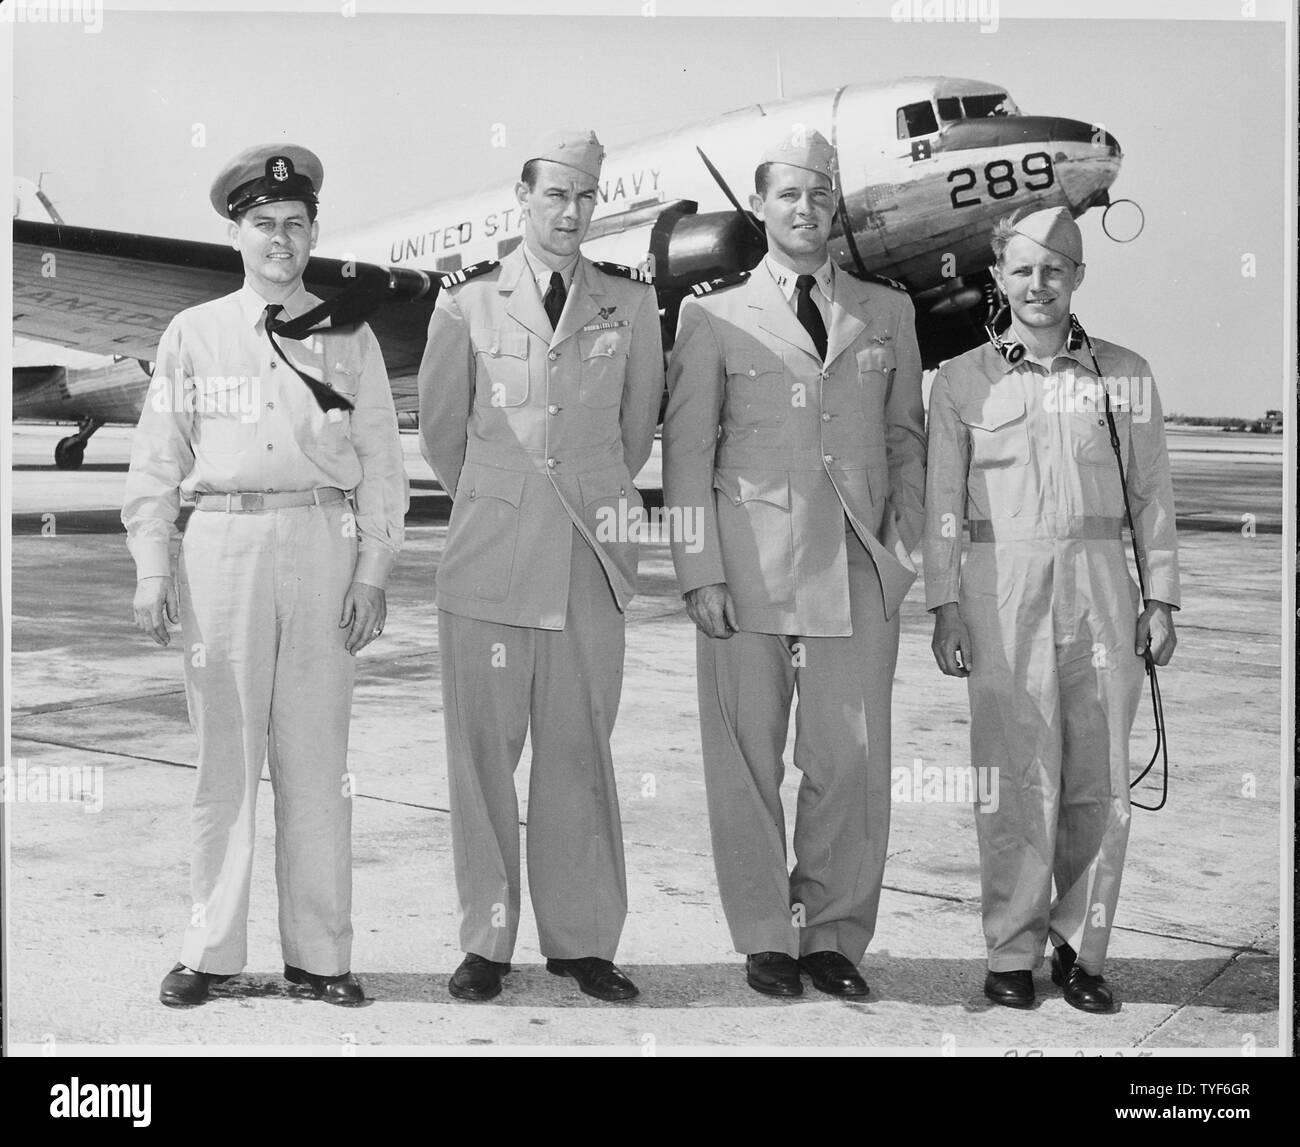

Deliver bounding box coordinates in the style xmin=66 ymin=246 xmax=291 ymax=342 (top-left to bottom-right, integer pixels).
xmin=417 ymin=246 xmax=665 ymax=629
xmin=922 ymin=337 xmax=1181 ymax=609
xmin=662 ymin=262 xmax=927 ymax=635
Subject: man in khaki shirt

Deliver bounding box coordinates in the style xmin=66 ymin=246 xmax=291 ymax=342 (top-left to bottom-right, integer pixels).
xmin=124 ymin=144 xmax=407 ymax=1007
xmin=924 ymin=207 xmax=1178 ymax=1013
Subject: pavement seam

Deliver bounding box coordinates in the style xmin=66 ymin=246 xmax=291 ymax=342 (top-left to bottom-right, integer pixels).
xmin=1134 ymin=928 xmax=1279 ymax=1048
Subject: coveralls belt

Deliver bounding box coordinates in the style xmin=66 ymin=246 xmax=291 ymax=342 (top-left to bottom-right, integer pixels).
xmin=191 ymin=487 xmax=347 ymax=513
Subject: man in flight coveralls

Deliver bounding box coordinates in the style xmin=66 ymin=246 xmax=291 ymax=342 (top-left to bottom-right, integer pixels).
xmin=924 ymin=207 xmax=1179 ymax=1012
xmin=418 ymin=130 xmax=664 ymax=1003
xmin=662 ymin=129 xmax=926 ymax=999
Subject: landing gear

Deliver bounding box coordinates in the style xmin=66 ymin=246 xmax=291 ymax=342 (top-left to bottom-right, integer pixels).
xmin=54 ymin=417 xmax=104 ymax=470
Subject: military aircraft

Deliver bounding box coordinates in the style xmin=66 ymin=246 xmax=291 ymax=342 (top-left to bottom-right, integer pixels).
xmin=12 ymin=75 xmax=1135 ymax=468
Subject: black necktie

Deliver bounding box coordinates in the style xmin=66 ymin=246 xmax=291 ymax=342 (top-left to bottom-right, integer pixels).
xmin=543 ymin=271 xmax=567 ymax=331
xmin=263 ymin=304 xmax=354 ymax=413
xmin=795 ymin=274 xmax=828 ymax=362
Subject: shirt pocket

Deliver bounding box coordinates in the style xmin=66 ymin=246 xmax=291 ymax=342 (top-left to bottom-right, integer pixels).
xmin=724 ymin=350 xmax=788 ymax=428
xmin=577 ymin=329 xmax=629 ymax=408
xmin=1071 ymin=404 xmax=1126 ymax=468
xmin=193 ymin=374 xmax=256 ymax=453
xmin=471 ymin=328 xmax=530 ymax=408
xmin=855 ymin=344 xmax=896 ymax=447
xmin=957 ymin=397 xmax=1030 ymax=469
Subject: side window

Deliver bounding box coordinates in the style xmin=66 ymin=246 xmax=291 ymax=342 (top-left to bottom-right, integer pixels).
xmin=936 ymin=97 xmax=962 ymax=123
xmin=896 ymin=100 xmax=939 ymax=140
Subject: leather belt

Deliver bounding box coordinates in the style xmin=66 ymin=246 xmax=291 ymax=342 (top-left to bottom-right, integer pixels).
xmin=191 ymin=487 xmax=347 ymax=513
xmin=967 ymin=516 xmax=1125 ymax=543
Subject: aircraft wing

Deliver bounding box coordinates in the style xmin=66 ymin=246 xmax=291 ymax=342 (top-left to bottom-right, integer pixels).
xmin=12 ymin=220 xmax=439 ymax=411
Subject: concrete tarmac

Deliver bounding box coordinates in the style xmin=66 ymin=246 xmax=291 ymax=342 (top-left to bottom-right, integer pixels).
xmin=4 ymin=424 xmax=1287 ymax=1054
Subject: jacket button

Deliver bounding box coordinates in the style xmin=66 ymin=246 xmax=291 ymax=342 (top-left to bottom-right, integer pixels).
xmin=469 ymin=489 xmax=476 ymax=498
xmin=490 ymin=345 xmax=499 ymax=354
xmin=619 ymin=487 xmax=625 ymax=496
xmin=547 ymin=458 xmax=556 ymax=468
xmin=748 ymin=368 xmax=756 ymax=377
xmin=821 ymin=412 xmax=831 ymax=422
xmin=733 ymin=495 xmax=741 ymax=504
xmin=548 ymin=351 xmax=559 ymax=361
xmin=266 ymin=443 xmax=274 ymax=451
xmin=824 ymin=454 xmax=833 ymax=463
xmin=270 ymin=361 xmax=277 ymax=369
xmin=548 ymin=404 xmax=559 ymax=415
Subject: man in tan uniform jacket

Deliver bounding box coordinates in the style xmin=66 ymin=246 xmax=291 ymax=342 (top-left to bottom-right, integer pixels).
xmin=924 ymin=207 xmax=1179 ymax=1013
xmin=417 ymin=131 xmax=664 ymax=1002
xmin=662 ymin=130 xmax=926 ymax=998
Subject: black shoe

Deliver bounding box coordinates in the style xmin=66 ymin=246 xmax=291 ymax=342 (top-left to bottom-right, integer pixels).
xmin=799 ymin=951 xmax=870 ymax=998
xmin=449 ymin=954 xmax=511 ymax=1002
xmin=745 ymin=951 xmax=803 ymax=997
xmin=159 ymin=963 xmax=232 ymax=1008
xmin=546 ymin=957 xmax=639 ymax=1001
xmin=983 ymin=969 xmax=1035 ymax=1009
xmin=284 ymin=964 xmax=366 ymax=1007
xmin=1051 ymin=944 xmax=1115 ymax=1013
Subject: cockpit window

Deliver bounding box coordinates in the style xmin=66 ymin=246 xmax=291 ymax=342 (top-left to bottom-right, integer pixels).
xmin=936 ymin=97 xmax=963 ymax=123
xmin=961 ymin=92 xmax=1018 ymax=118
xmin=896 ymin=100 xmax=939 ymax=139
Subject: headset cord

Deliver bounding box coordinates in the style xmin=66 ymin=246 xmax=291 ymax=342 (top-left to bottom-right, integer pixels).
xmin=1083 ymin=323 xmax=1169 ymax=811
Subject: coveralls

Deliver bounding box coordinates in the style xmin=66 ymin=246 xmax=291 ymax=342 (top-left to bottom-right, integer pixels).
xmin=923 ymin=336 xmax=1179 ymax=974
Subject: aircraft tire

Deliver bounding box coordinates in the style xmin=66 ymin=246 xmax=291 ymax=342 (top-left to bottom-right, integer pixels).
xmin=54 ymin=437 xmax=86 ymax=470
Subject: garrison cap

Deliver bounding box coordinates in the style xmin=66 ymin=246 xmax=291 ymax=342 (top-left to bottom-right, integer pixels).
xmin=210 ymin=144 xmax=323 ymax=219
xmin=1009 ymin=206 xmax=1084 ymax=264
xmin=527 ymin=129 xmax=605 ymax=181
xmin=761 ymin=128 xmax=836 ymax=185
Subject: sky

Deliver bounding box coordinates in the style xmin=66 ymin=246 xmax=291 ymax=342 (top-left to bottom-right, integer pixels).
xmin=5 ymin=1 xmax=1296 ymax=417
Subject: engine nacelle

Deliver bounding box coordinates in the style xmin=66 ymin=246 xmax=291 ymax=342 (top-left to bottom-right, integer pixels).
xmin=648 ymin=201 xmax=767 ymax=291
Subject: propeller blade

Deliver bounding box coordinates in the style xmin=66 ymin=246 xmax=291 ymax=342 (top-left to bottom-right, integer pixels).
xmin=695 ymin=146 xmax=765 ymax=241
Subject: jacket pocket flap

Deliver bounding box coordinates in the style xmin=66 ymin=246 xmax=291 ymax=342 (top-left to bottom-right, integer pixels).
xmin=471 ymin=329 xmax=529 ymax=360
xmin=713 ymin=470 xmax=790 ymax=508
xmin=578 ymin=469 xmax=631 ymax=506
xmin=460 ymin=465 xmax=526 ymax=507
xmin=725 ymin=351 xmax=783 ymax=379
xmin=958 ymin=398 xmax=1027 ymax=432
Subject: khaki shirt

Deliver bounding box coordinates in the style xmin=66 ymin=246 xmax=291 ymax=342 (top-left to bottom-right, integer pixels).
xmin=122 ymin=281 xmax=408 ymax=586
xmin=922 ymin=337 xmax=1181 ymax=610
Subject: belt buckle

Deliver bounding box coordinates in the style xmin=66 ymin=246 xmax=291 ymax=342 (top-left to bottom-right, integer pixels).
xmin=238 ymin=492 xmax=264 ymax=512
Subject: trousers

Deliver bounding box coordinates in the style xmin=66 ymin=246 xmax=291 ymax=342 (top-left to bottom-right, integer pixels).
xmin=438 ymin=528 xmax=628 ymax=962
xmin=696 ymin=531 xmax=898 ymax=962
xmin=961 ymin=539 xmax=1145 ymax=974
xmin=177 ymin=501 xmax=357 ymax=976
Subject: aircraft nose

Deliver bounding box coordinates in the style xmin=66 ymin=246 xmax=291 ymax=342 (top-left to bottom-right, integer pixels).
xmin=1050 ymin=117 xmax=1122 ymax=212
xmin=1050 ymin=116 xmax=1120 ymax=156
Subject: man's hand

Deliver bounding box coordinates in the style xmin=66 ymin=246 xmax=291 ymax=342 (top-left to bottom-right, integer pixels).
xmin=684 ymin=582 xmax=738 ymax=639
xmin=340 ymin=581 xmax=387 ymax=655
xmin=133 ymin=575 xmax=178 ymax=646
xmin=931 ymin=602 xmax=972 ymax=677
xmin=1136 ymin=600 xmax=1177 ymax=666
